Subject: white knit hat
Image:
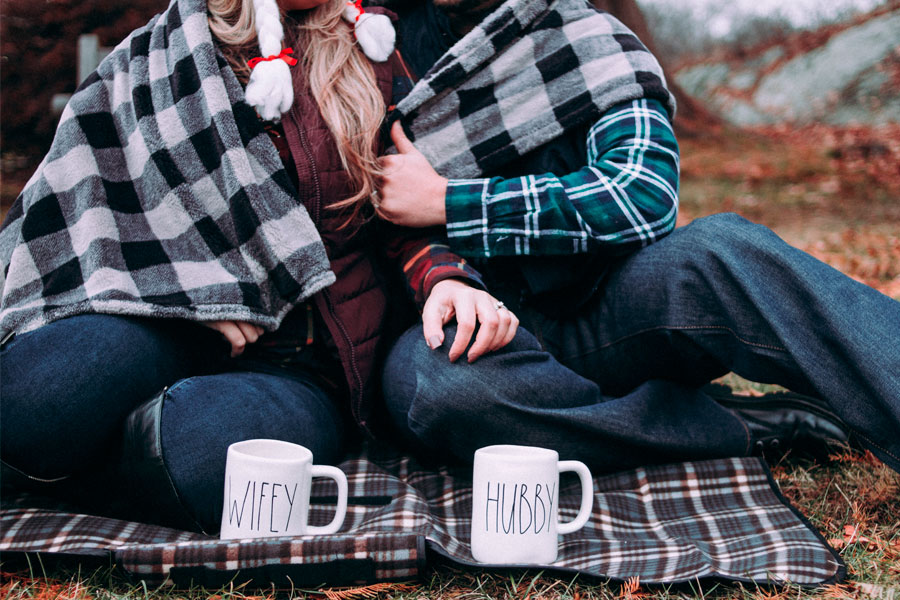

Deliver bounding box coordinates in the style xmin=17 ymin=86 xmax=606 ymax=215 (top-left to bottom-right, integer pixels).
xmin=244 ymin=0 xmax=396 ymax=121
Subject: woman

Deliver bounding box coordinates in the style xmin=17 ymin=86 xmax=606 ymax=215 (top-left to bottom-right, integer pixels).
xmin=0 ymin=0 xmax=517 ymax=533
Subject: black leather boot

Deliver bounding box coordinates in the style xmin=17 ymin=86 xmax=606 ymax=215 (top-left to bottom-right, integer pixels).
xmin=116 ymin=388 xmax=209 ymax=533
xmin=704 ymin=384 xmax=851 ymax=460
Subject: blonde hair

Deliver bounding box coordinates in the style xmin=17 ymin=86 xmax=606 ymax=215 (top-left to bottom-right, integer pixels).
xmin=209 ymin=0 xmax=384 ymax=225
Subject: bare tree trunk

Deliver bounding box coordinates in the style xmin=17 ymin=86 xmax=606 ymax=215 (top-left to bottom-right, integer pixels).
xmin=593 ymin=0 xmax=719 ymax=136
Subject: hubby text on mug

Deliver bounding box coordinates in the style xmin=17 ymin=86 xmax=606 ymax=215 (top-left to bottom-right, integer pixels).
xmin=471 ymin=445 xmax=593 ymax=564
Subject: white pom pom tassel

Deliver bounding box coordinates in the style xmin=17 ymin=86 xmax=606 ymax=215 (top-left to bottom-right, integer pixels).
xmin=246 ymin=60 xmax=294 ymax=121
xmin=246 ymin=0 xmax=294 ymax=120
xmin=343 ymin=1 xmax=396 ymax=63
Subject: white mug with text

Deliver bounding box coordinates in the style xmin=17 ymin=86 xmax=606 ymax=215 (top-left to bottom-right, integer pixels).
xmin=470 ymin=444 xmax=593 ymax=564
xmin=220 ymin=439 xmax=348 ymax=540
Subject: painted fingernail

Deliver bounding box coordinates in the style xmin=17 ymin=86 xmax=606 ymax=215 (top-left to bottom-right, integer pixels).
xmin=428 ymin=335 xmax=441 ymax=349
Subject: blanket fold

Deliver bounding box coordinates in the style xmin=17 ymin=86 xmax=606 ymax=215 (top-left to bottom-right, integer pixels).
xmin=0 ymin=0 xmax=335 ymax=338
xmin=390 ymin=0 xmax=676 ymax=178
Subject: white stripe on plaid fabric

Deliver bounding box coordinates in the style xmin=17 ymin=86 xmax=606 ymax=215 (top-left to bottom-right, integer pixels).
xmin=1 ymin=447 xmax=844 ymax=587
xmin=392 ymin=0 xmax=675 ymax=181
xmin=0 ymin=0 xmax=335 ymax=339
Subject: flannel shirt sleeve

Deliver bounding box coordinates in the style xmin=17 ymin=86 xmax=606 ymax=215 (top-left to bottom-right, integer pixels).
xmin=444 ymin=98 xmax=679 ymax=258
xmin=382 ymin=224 xmax=485 ymax=308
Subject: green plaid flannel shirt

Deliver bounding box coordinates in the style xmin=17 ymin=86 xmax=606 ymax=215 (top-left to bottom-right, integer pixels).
xmin=444 ymin=98 xmax=679 ymax=258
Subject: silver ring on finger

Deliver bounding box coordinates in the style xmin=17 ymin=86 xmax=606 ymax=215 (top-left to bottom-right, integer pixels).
xmin=494 ymin=300 xmax=505 ymax=311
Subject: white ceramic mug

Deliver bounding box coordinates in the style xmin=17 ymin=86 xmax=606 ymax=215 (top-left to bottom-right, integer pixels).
xmin=470 ymin=445 xmax=593 ymax=564
xmin=219 ymin=439 xmax=348 ymax=540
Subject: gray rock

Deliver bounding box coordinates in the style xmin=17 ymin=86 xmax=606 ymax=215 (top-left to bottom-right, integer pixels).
xmin=752 ymin=12 xmax=900 ymax=123
xmin=677 ymin=63 xmax=732 ymax=98
xmin=728 ymin=69 xmax=758 ymax=91
xmin=673 ymin=9 xmax=900 ymax=126
xmin=827 ymin=65 xmax=900 ymax=125
xmin=750 ymin=46 xmax=786 ymax=71
xmin=711 ymin=95 xmax=775 ymax=126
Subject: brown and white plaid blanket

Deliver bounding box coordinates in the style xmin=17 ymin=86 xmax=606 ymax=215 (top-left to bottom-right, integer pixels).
xmin=0 ymin=445 xmax=844 ymax=588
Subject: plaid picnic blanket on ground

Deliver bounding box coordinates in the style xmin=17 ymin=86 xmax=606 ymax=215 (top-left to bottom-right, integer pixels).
xmin=1 ymin=445 xmax=844 ymax=588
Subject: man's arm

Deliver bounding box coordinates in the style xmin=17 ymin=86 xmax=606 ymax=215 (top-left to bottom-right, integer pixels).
xmin=378 ymin=98 xmax=680 ymax=259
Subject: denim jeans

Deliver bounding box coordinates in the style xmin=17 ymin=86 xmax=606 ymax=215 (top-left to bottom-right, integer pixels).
xmin=383 ymin=214 xmax=900 ymax=473
xmin=1 ymin=314 xmax=345 ymax=532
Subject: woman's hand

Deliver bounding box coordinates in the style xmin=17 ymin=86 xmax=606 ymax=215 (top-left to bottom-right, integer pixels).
xmin=422 ymin=279 xmax=519 ymax=363
xmin=201 ymin=321 xmax=264 ymax=357
xmin=376 ymin=122 xmax=448 ymax=227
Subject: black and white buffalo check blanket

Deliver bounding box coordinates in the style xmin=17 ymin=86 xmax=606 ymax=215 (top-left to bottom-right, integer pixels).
xmin=1 ymin=445 xmax=845 ymax=588
xmin=1 ymin=0 xmax=673 ymax=338
xmin=0 ymin=0 xmax=335 ymax=339
xmin=384 ymin=0 xmax=676 ymax=178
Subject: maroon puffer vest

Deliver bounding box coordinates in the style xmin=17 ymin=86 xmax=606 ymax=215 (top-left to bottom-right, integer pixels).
xmin=279 ymin=48 xmax=395 ymax=437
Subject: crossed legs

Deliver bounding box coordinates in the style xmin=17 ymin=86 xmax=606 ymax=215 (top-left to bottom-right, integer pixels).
xmin=383 ymin=214 xmax=900 ymax=472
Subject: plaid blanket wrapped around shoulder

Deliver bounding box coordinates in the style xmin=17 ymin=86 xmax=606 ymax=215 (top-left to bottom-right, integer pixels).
xmin=0 ymin=0 xmax=335 ymax=339
xmin=0 ymin=0 xmax=674 ymax=339
xmin=1 ymin=445 xmax=845 ymax=588
xmin=386 ymin=0 xmax=677 ymax=178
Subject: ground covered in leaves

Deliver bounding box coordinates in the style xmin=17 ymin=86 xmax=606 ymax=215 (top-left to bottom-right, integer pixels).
xmin=678 ymin=123 xmax=900 ymax=300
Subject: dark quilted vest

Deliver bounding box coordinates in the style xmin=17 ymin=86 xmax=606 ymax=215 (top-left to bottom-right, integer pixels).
xmin=280 ymin=52 xmax=395 ymax=436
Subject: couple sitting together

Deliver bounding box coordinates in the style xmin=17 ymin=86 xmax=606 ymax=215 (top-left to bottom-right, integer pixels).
xmin=2 ymin=0 xmax=898 ymax=535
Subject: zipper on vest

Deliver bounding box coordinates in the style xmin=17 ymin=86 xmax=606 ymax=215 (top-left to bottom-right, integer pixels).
xmin=321 ymin=288 xmax=366 ymax=429
xmin=292 ymin=109 xmax=323 ymax=224
xmin=289 ymin=106 xmax=367 ymax=429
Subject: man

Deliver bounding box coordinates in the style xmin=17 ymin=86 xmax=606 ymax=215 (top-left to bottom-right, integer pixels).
xmin=373 ymin=0 xmax=900 ymax=473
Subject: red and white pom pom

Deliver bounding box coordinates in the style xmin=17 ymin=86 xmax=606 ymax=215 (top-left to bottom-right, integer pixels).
xmin=245 ymin=0 xmax=396 ymax=119
xmin=246 ymin=0 xmax=294 ymax=120
xmin=343 ymin=0 xmax=396 ymax=62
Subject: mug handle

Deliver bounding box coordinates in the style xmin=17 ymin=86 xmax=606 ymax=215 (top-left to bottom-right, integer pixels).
xmin=306 ymin=465 xmax=348 ymax=535
xmin=556 ymin=460 xmax=593 ymax=535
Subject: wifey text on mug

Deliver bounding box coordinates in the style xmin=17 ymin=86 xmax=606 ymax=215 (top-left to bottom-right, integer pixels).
xmin=224 ymin=476 xmax=304 ymax=534
xmin=220 ymin=439 xmax=348 ymax=540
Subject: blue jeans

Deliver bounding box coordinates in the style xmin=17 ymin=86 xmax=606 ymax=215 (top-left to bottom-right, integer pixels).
xmin=383 ymin=214 xmax=900 ymax=472
xmin=1 ymin=315 xmax=345 ymax=532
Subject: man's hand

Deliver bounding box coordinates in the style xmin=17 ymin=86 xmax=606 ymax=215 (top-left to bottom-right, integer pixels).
xmin=201 ymin=320 xmax=264 ymax=357
xmin=377 ymin=122 xmax=449 ymax=227
xmin=422 ymin=279 xmax=519 ymax=363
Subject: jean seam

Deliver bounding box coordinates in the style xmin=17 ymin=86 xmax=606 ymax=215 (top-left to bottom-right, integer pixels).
xmin=725 ymin=408 xmax=754 ymax=456
xmin=406 ymin=412 xmax=431 ymax=441
xmin=559 ymin=324 xmax=788 ymax=363
xmin=156 ymin=383 xmax=212 ymax=535
xmin=854 ymin=430 xmax=900 ymax=464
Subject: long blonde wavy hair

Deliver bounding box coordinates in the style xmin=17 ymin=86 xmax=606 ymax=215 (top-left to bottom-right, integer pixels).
xmin=208 ymin=0 xmax=385 ymax=224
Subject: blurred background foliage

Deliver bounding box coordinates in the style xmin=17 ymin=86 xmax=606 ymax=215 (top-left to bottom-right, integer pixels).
xmin=0 ymin=0 xmax=169 ymax=161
